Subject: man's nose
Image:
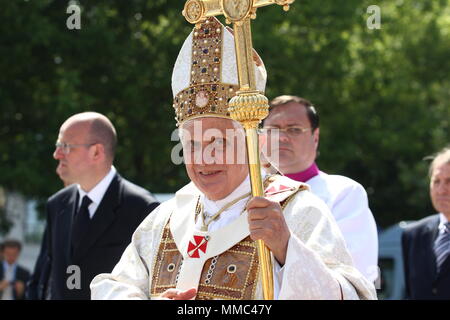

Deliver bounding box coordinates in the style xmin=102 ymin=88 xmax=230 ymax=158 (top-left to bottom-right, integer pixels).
xmin=53 ymin=146 xmax=64 ymax=160
xmin=278 ymin=130 xmax=290 ymax=142
xmin=198 ymin=150 xmax=223 ymax=165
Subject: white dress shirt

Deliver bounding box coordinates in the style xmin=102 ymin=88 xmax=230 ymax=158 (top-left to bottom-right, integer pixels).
xmin=438 ymin=213 xmax=450 ymax=234
xmin=77 ymin=166 xmax=116 ymax=219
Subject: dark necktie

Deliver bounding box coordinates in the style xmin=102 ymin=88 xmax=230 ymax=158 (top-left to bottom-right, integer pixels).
xmin=71 ymin=195 xmax=92 ymax=250
xmin=434 ymin=222 xmax=450 ymax=273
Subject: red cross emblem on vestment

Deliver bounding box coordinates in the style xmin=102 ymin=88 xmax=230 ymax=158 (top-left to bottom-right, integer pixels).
xmin=187 ymin=235 xmax=208 ymax=258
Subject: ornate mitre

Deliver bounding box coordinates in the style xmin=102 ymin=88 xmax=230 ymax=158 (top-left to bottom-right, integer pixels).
xmin=171 ymin=17 xmax=267 ymax=125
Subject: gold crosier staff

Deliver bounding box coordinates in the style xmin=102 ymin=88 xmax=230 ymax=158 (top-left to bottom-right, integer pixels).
xmin=182 ymin=0 xmax=296 ymax=300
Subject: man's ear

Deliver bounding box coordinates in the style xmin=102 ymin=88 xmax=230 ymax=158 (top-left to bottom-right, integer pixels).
xmin=313 ymin=128 xmax=320 ymax=149
xmin=91 ymin=143 xmax=105 ymax=162
xmin=313 ymin=128 xmax=320 ymax=144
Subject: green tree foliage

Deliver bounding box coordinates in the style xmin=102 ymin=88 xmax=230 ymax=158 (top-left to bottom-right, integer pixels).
xmin=0 ymin=0 xmax=449 ymax=228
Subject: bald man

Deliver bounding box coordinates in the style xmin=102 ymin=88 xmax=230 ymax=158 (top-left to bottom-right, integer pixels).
xmin=26 ymin=112 xmax=159 ymax=300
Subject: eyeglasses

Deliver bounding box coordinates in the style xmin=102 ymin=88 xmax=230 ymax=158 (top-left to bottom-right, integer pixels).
xmin=55 ymin=142 xmax=95 ymax=155
xmin=259 ymin=126 xmax=312 ymax=136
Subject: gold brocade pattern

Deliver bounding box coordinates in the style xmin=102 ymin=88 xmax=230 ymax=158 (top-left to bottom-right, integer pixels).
xmin=150 ymin=223 xmax=260 ymax=300
xmin=173 ymin=83 xmax=239 ymax=124
xmin=196 ymin=238 xmax=259 ymax=300
xmin=172 ymin=18 xmax=240 ymax=124
xmin=150 ymin=224 xmax=183 ymax=295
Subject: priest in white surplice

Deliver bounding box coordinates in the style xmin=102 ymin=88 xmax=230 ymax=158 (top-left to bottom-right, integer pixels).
xmin=90 ymin=17 xmax=377 ymax=300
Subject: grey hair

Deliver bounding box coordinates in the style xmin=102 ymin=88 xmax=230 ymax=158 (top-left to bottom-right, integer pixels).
xmin=427 ymin=146 xmax=450 ymax=177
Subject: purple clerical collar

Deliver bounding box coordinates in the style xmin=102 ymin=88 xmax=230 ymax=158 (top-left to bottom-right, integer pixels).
xmin=285 ymin=163 xmax=320 ymax=183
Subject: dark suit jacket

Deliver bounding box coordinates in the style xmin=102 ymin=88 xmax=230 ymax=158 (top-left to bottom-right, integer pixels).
xmin=26 ymin=173 xmax=159 ymax=300
xmin=26 ymin=227 xmax=51 ymax=300
xmin=402 ymin=214 xmax=450 ymax=299
xmin=0 ymin=263 xmax=30 ymax=300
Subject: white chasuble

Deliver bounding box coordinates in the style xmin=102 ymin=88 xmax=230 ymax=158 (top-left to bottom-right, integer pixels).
xmin=90 ymin=175 xmax=377 ymax=300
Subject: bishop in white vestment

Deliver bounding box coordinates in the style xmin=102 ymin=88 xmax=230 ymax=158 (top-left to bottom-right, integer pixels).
xmin=90 ymin=17 xmax=376 ymax=300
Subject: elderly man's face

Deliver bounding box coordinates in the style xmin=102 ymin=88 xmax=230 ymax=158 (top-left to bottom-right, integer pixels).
xmin=430 ymin=160 xmax=450 ymax=218
xmin=53 ymin=121 xmax=95 ymax=186
xmin=261 ymin=102 xmax=319 ymax=174
xmin=181 ymin=118 xmax=248 ymax=201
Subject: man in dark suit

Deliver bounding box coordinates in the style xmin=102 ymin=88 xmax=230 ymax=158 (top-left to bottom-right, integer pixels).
xmin=402 ymin=147 xmax=450 ymax=300
xmin=0 ymin=240 xmax=30 ymax=300
xmin=26 ymin=112 xmax=159 ymax=300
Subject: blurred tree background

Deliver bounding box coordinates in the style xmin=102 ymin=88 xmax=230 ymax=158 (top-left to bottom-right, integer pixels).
xmin=0 ymin=0 xmax=449 ymax=230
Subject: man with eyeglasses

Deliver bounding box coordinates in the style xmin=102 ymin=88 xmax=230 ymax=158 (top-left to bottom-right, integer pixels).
xmin=26 ymin=112 xmax=159 ymax=300
xmin=260 ymin=95 xmax=378 ymax=283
